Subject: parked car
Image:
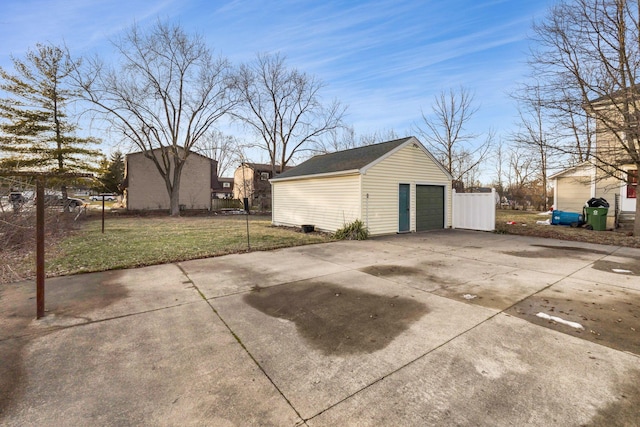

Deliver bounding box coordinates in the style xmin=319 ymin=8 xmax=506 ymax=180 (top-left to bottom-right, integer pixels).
xmin=9 ymin=192 xmax=25 ymax=204
xmin=8 ymin=191 xmax=26 ymax=212
xmin=89 ymin=194 xmax=117 ymax=201
xmin=41 ymin=194 xmax=86 ymax=208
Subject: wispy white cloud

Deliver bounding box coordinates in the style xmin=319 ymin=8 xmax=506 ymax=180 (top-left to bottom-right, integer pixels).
xmin=0 ymin=0 xmax=181 ymax=59
xmin=0 ymin=0 xmax=557 ymax=170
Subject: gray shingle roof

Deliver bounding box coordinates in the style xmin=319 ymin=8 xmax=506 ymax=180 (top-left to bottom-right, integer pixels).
xmin=274 ymin=137 xmax=412 ymax=180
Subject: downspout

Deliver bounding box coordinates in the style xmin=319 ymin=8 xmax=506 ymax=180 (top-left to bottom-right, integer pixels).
xmin=366 ymin=193 xmax=369 ymax=230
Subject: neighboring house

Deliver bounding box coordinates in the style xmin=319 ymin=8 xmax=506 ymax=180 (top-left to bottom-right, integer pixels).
xmin=591 ymin=92 xmax=637 ymax=224
xmin=123 ymin=147 xmax=217 ymax=211
xmin=550 ymin=162 xmax=595 ymax=213
xmin=270 ymin=136 xmax=453 ymax=236
xmin=212 ymin=177 xmax=234 ymax=199
xmin=233 ymin=163 xmax=290 ymax=210
xmin=552 ymin=161 xmax=636 ymax=228
xmin=552 ymin=90 xmax=638 ymax=227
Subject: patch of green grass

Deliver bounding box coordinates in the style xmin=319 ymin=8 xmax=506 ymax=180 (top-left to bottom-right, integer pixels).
xmin=46 ymin=215 xmax=332 ymax=276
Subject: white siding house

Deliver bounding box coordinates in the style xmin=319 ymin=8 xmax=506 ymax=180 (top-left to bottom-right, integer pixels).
xmin=550 ymin=162 xmax=595 ymax=213
xmin=551 ymin=161 xmax=636 ymax=228
xmin=551 ymin=87 xmax=638 ymax=227
xmin=271 ymin=137 xmax=452 ymax=236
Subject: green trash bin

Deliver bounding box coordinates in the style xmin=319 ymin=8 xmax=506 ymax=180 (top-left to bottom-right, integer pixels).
xmin=584 ymin=207 xmax=608 ymax=231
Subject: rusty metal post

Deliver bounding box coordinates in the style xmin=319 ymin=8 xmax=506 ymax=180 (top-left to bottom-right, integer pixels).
xmin=36 ymin=179 xmax=45 ymax=319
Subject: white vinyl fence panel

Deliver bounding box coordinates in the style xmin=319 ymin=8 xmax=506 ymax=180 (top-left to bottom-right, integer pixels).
xmin=452 ymin=189 xmax=496 ymax=231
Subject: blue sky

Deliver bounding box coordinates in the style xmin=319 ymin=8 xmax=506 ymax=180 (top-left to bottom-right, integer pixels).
xmin=0 ymin=0 xmax=556 ymax=175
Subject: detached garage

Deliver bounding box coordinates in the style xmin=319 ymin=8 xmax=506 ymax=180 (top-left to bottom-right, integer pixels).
xmin=550 ymin=162 xmax=594 ymax=212
xmin=271 ymin=137 xmax=452 ymax=236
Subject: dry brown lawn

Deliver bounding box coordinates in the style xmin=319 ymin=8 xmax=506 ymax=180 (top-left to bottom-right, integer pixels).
xmin=2 ymin=209 xmax=639 ymax=285
xmin=495 ymin=209 xmax=640 ymax=248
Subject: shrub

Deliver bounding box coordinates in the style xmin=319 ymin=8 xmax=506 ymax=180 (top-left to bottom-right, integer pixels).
xmin=0 ymin=208 xmax=82 ymax=283
xmin=333 ymin=219 xmax=369 ymax=240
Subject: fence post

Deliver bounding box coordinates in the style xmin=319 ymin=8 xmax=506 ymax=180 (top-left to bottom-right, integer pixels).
xmin=36 ymin=179 xmax=45 ymax=319
xmin=490 ymin=188 xmax=497 ymax=228
xmin=451 ymin=189 xmax=457 ymax=229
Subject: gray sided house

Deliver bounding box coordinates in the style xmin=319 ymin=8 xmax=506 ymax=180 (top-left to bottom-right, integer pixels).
xmin=123 ymin=147 xmax=217 ymax=211
xmin=270 ymin=137 xmax=453 ymax=236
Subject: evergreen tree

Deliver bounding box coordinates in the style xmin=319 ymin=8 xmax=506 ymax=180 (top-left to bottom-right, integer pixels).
xmin=0 ymin=43 xmax=102 ymax=208
xmin=94 ymin=151 xmax=124 ymax=194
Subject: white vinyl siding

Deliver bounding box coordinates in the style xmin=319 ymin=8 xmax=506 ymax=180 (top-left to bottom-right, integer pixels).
xmin=272 ymin=174 xmax=361 ymax=232
xmin=555 ymin=176 xmax=592 ymax=213
xmin=362 ymin=143 xmax=451 ymax=235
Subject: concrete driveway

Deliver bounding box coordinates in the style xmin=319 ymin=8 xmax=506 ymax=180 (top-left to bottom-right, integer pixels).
xmin=1 ymin=230 xmax=639 ymax=426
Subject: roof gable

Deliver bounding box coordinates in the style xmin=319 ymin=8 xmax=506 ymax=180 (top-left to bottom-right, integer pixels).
xmin=273 ymin=137 xmax=412 ymax=180
xmin=272 ymin=136 xmax=451 ymax=181
xmin=549 ymin=162 xmax=594 ymax=179
xmin=238 ymin=162 xmax=293 ymax=173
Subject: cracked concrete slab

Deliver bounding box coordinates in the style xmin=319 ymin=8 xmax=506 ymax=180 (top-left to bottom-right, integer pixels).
xmin=2 ymin=229 xmax=639 ymax=426
xmin=431 ymin=268 xmax=563 ymax=311
xmin=571 ymin=252 xmax=640 ymax=291
xmin=1 ymin=264 xmax=202 ymax=340
xmin=1 ymin=302 xmax=300 ymax=426
xmin=507 ymin=277 xmax=640 ymax=355
xmin=376 ymin=229 xmax=518 ymax=253
xmin=307 ymin=314 xmax=640 ymax=427
xmin=179 ymin=247 xmax=350 ymax=298
xmin=452 ymin=242 xmax=613 ymax=276
xmin=209 ymin=269 xmax=498 ymax=419
xmin=284 ymin=239 xmax=433 ymax=269
xmin=359 ymin=253 xmax=518 ymax=292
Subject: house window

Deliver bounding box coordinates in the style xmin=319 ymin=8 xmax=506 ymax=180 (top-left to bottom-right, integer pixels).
xmin=627 ymin=170 xmax=637 ymax=199
xmin=260 ymin=172 xmax=270 ymax=181
xmin=222 ymin=182 xmax=230 ymax=188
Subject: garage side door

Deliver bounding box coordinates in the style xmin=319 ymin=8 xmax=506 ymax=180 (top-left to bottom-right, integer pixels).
xmin=416 ymin=185 xmax=444 ymax=231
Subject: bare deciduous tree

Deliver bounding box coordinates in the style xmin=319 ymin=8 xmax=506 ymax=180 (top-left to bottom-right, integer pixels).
xmin=75 ymin=21 xmax=235 ymax=216
xmin=357 ymin=129 xmax=400 ymax=147
xmin=313 ymin=126 xmax=359 ymax=154
xmin=194 ymin=129 xmax=238 ymax=177
xmin=507 ymin=148 xmax=536 ymax=209
xmin=414 ymin=87 xmax=492 ymax=187
xmin=510 ymin=82 xmax=565 ymax=210
xmin=531 ymin=0 xmax=640 ymax=233
xmin=491 ymin=139 xmax=507 ymax=203
xmin=231 ymin=53 xmax=346 ymax=173
xmin=313 ymin=126 xmax=399 ymax=155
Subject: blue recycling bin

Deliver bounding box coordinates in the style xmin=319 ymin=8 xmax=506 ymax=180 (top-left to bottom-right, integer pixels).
xmin=551 ymin=210 xmax=584 ymax=226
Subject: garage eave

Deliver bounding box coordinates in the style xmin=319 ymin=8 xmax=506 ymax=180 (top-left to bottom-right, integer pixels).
xmin=270 ymin=169 xmax=361 ymax=183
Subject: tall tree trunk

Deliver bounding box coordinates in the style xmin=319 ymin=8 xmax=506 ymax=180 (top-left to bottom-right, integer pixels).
xmin=168 ymin=163 xmax=184 ymax=216
xmin=633 ymin=162 xmax=640 ymax=238
xmin=169 ymin=188 xmax=181 ymax=216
